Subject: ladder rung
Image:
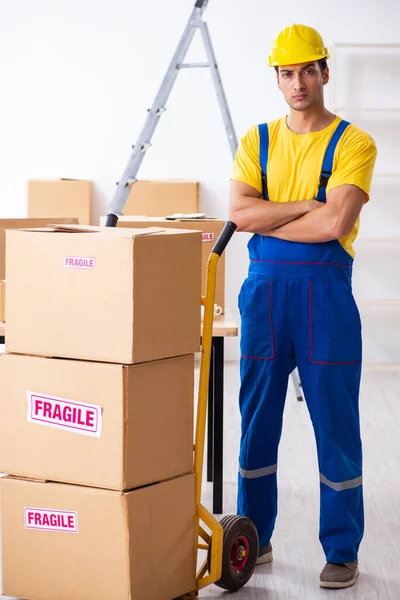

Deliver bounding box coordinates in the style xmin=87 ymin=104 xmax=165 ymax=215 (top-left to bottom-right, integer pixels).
xmin=177 ymin=62 xmax=209 ymax=69
xmin=147 ymin=107 xmax=166 ymax=115
xmin=115 ymin=179 xmax=137 ymax=187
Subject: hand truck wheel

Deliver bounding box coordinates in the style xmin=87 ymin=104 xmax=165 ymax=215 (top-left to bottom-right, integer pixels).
xmin=208 ymin=515 xmax=259 ymax=591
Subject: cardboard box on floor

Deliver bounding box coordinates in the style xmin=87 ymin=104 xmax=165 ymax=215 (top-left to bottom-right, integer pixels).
xmin=28 ymin=179 xmax=92 ymax=225
xmin=0 ymin=280 xmax=4 ymax=322
xmin=123 ymin=180 xmax=199 ymax=216
xmin=0 ymin=353 xmax=194 ymax=490
xmin=101 ymin=216 xmax=226 ymax=312
xmin=0 ymin=218 xmax=78 ymax=281
xmin=0 ymin=474 xmax=196 ymax=600
xmin=5 ymin=225 xmax=201 ymax=364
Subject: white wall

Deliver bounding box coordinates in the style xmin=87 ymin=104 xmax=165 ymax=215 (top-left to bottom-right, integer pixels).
xmin=1 ymin=0 xmax=399 ymax=360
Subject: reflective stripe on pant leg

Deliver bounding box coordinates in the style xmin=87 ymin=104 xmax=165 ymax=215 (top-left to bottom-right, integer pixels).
xmin=239 ymin=464 xmax=277 ymax=479
xmin=319 ymin=471 xmax=364 ymax=562
xmin=320 ymin=474 xmax=363 ymax=492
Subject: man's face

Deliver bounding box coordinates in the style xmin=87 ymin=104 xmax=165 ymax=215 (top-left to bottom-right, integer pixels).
xmin=277 ymin=61 xmax=329 ymax=112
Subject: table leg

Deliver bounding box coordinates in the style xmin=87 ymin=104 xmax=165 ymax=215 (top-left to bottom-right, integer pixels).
xmin=207 ymin=342 xmax=214 ymax=483
xmin=212 ymin=337 xmax=224 ymax=515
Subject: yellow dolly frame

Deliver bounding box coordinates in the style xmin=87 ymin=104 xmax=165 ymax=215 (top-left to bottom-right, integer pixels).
xmin=176 ymin=221 xmax=259 ymax=598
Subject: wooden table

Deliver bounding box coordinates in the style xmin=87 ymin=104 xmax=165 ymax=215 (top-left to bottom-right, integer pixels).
xmin=0 ymin=313 xmax=238 ymax=515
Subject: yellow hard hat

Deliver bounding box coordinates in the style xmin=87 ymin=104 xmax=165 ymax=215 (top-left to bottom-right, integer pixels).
xmin=268 ymin=24 xmax=329 ymax=67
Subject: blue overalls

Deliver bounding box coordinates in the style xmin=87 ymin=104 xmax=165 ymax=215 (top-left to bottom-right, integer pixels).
xmin=237 ymin=120 xmax=364 ymax=564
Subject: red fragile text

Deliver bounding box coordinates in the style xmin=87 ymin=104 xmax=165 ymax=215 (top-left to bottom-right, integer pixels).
xmin=29 ymin=393 xmax=99 ymax=434
xmin=64 ymin=256 xmax=95 ymax=269
xmin=25 ymin=508 xmax=78 ymax=532
xmin=202 ymin=233 xmax=215 ymax=242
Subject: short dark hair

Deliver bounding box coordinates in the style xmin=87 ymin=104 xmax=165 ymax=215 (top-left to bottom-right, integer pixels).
xmin=274 ymin=58 xmax=328 ymax=74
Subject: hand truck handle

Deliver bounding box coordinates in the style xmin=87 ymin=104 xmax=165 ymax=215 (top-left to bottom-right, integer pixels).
xmin=195 ymin=0 xmax=209 ymax=8
xmin=212 ymin=221 xmax=237 ymax=256
xmin=104 ymin=214 xmax=119 ymax=227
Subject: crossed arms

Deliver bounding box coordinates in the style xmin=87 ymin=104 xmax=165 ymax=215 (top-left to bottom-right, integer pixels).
xmin=228 ymin=180 xmax=366 ymax=242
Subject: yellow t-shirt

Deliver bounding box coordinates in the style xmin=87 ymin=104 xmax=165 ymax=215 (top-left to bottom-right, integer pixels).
xmin=231 ymin=115 xmax=377 ymax=257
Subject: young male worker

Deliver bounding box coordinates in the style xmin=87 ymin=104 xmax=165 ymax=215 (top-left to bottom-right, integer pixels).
xmin=229 ymin=24 xmax=377 ymax=589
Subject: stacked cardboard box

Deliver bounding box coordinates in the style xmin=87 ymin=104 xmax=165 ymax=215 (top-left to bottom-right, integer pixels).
xmin=100 ymin=216 xmax=226 ymax=312
xmin=123 ymin=180 xmax=199 ymax=216
xmin=28 ymin=179 xmax=92 ymax=225
xmin=0 ymin=224 xmax=202 ymax=600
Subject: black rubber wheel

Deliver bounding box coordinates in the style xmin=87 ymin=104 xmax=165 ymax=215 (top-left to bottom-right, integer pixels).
xmin=209 ymin=515 xmax=259 ymax=591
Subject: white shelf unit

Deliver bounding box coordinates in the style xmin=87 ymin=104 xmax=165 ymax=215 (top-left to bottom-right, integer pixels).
xmin=330 ymin=43 xmax=400 ymax=364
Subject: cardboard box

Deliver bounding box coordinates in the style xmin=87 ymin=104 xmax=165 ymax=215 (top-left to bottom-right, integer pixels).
xmin=0 ymin=353 xmax=194 ymax=490
xmin=0 ymin=218 xmax=78 ymax=280
xmin=28 ymin=179 xmax=92 ymax=225
xmin=101 ymin=216 xmax=226 ymax=312
xmin=5 ymin=225 xmax=201 ymax=363
xmin=0 ymin=474 xmax=196 ymax=600
xmin=123 ymin=180 xmax=199 ymax=216
xmin=0 ymin=280 xmax=4 ymax=322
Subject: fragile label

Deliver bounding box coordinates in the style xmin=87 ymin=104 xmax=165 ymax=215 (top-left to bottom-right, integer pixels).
xmin=24 ymin=507 xmax=78 ymax=533
xmin=202 ymin=233 xmax=215 ymax=243
xmin=64 ymin=256 xmax=96 ymax=269
xmin=27 ymin=392 xmax=102 ymax=438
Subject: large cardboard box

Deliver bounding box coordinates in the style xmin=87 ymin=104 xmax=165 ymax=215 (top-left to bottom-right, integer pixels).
xmin=5 ymin=225 xmax=201 ymax=363
xmin=0 ymin=474 xmax=196 ymax=600
xmin=123 ymin=180 xmax=199 ymax=216
xmin=0 ymin=353 xmax=194 ymax=490
xmin=0 ymin=217 xmax=78 ymax=280
xmin=101 ymin=216 xmax=226 ymax=312
xmin=0 ymin=280 xmax=4 ymax=322
xmin=28 ymin=179 xmax=92 ymax=225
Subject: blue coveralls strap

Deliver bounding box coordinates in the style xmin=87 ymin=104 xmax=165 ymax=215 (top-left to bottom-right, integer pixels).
xmin=237 ymin=119 xmax=364 ymax=564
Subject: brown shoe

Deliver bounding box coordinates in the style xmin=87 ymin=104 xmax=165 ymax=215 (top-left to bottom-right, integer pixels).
xmin=320 ymin=560 xmax=359 ymax=589
xmin=256 ymin=542 xmax=273 ymax=565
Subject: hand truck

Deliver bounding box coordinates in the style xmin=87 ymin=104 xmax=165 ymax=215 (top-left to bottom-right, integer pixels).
xmin=175 ymin=220 xmax=259 ymax=598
